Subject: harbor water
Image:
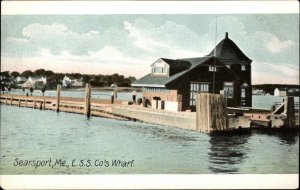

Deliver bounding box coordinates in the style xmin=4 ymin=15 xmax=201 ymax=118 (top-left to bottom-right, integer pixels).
xmin=0 ymin=94 xmax=299 ymax=174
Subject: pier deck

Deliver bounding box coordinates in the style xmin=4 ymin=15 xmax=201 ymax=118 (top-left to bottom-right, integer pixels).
xmin=1 ymin=92 xmax=298 ymax=133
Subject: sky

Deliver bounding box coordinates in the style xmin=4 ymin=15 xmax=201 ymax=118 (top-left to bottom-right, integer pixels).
xmin=1 ymin=14 xmax=299 ymax=84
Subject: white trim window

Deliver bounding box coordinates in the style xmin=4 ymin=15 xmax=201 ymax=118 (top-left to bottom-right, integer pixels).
xmin=241 ymin=65 xmax=246 ymax=71
xmin=153 ymin=67 xmax=167 ymax=74
xmin=209 ymin=66 xmax=217 ymax=72
xmin=190 ymin=82 xmax=210 ymax=106
xmin=224 ymin=82 xmax=234 ymax=99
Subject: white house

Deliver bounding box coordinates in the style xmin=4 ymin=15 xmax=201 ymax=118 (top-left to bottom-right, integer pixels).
xmin=21 ymin=76 xmax=47 ymax=89
xmin=15 ymin=76 xmax=27 ymax=84
xmin=274 ymin=88 xmax=287 ymax=97
xmin=62 ymin=76 xmax=84 ymax=88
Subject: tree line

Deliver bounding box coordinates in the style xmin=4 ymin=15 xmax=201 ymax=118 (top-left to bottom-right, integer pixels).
xmin=1 ymin=69 xmax=136 ymax=89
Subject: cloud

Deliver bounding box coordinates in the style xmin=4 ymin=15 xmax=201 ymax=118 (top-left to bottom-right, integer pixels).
xmin=266 ymin=35 xmax=295 ymax=53
xmin=4 ymin=23 xmax=103 ymax=56
xmin=252 ymin=61 xmax=299 ymax=84
xmin=123 ymin=19 xmax=204 ymax=57
xmin=248 ymin=31 xmax=295 ymax=55
xmin=1 ymin=16 xmax=298 ymax=84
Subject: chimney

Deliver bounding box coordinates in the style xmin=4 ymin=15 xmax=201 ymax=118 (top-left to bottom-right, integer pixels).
xmin=225 ymin=32 xmax=228 ymax=38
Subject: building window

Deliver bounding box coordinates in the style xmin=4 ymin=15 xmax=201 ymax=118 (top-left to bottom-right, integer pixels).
xmin=143 ymin=87 xmax=169 ymax=93
xmin=153 ymin=67 xmax=167 ymax=74
xmin=190 ymin=82 xmax=210 ymax=106
xmin=241 ymin=88 xmax=246 ymax=98
xmin=224 ymin=82 xmax=234 ymax=99
xmin=241 ymin=65 xmax=246 ymax=71
xmin=226 ymin=65 xmax=231 ymax=69
xmin=209 ymin=66 xmax=217 ymax=72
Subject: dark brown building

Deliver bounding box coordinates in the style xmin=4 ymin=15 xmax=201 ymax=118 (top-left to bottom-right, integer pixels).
xmin=132 ymin=32 xmax=252 ymax=111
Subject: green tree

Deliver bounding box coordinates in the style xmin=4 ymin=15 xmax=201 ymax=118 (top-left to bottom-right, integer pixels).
xmin=82 ymin=75 xmax=91 ymax=83
xmin=0 ymin=71 xmax=11 ymax=87
xmin=11 ymin=71 xmax=20 ymax=78
xmin=21 ymin=70 xmax=34 ymax=78
xmin=34 ymin=69 xmax=46 ymax=76
xmin=45 ymin=70 xmax=55 ymax=77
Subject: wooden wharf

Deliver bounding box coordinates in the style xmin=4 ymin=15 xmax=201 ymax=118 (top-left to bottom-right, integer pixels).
xmin=1 ymin=84 xmax=299 ymax=134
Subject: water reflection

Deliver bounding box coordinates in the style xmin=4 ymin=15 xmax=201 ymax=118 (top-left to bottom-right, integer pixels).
xmin=208 ymin=134 xmax=250 ymax=173
xmin=277 ymin=132 xmax=299 ymax=145
xmin=124 ymin=123 xmax=199 ymax=143
xmin=254 ymin=130 xmax=299 ymax=145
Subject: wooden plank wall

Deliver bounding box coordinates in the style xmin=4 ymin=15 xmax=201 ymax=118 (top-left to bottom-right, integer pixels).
xmin=195 ymin=93 xmax=228 ymax=133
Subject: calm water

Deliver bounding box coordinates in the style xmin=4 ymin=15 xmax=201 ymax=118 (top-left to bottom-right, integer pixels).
xmin=0 ymin=104 xmax=299 ymax=174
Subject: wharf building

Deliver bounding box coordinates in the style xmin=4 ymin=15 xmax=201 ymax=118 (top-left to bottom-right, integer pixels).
xmin=132 ymin=32 xmax=252 ymax=111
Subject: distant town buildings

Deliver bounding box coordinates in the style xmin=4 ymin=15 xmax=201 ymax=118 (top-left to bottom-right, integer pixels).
xmin=21 ymin=76 xmax=47 ymax=89
xmin=15 ymin=76 xmax=27 ymax=84
xmin=274 ymin=87 xmax=300 ymax=97
xmin=274 ymin=88 xmax=287 ymax=97
xmin=62 ymin=76 xmax=84 ymax=88
xmin=252 ymin=89 xmax=265 ymax=95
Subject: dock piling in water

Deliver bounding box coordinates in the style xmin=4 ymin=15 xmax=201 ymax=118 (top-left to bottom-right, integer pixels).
xmin=84 ymin=83 xmax=91 ymax=117
xmin=196 ymin=93 xmax=228 ymax=133
xmin=43 ymin=99 xmax=46 ymax=110
xmin=56 ymin=85 xmax=61 ymax=112
xmin=284 ymin=96 xmax=295 ymax=127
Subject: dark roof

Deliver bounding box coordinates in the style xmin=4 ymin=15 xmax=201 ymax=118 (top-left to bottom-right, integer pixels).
xmin=160 ymin=58 xmax=191 ymax=68
xmin=208 ymin=32 xmax=252 ymax=64
xmin=132 ymin=56 xmax=216 ymax=87
xmin=132 ymin=33 xmax=250 ymax=87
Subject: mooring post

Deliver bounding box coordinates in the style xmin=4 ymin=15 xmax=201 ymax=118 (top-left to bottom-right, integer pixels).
xmin=18 ymin=99 xmax=21 ymax=107
xmin=196 ymin=93 xmax=228 ymax=133
xmin=56 ymin=84 xmax=61 ymax=112
xmin=25 ymin=99 xmax=27 ymax=107
xmin=43 ymin=99 xmax=46 ymax=110
xmin=284 ymin=96 xmax=295 ymax=127
xmin=84 ymin=83 xmax=91 ymax=117
xmin=270 ymin=105 xmax=276 ymax=113
xmin=5 ymin=97 xmax=8 ymax=105
xmin=33 ymin=99 xmax=36 ymax=109
xmin=10 ymin=97 xmax=13 ymax=106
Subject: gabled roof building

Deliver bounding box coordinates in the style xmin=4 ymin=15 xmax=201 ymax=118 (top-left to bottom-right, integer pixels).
xmin=132 ymin=33 xmax=252 ymax=111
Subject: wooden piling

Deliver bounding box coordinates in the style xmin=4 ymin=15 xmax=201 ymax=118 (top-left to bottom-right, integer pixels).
xmin=18 ymin=99 xmax=21 ymax=107
xmin=10 ymin=97 xmax=13 ymax=106
xmin=84 ymin=83 xmax=91 ymax=117
xmin=5 ymin=97 xmax=8 ymax=105
xmin=196 ymin=93 xmax=228 ymax=133
xmin=284 ymin=96 xmax=295 ymax=127
xmin=43 ymin=99 xmax=46 ymax=110
xmin=270 ymin=105 xmax=276 ymax=113
xmin=56 ymin=84 xmax=61 ymax=112
xmin=33 ymin=99 xmax=36 ymax=109
xmin=25 ymin=99 xmax=27 ymax=107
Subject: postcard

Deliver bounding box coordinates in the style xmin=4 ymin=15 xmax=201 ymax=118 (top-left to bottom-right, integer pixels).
xmin=0 ymin=1 xmax=299 ymax=189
